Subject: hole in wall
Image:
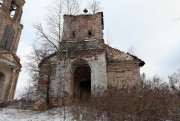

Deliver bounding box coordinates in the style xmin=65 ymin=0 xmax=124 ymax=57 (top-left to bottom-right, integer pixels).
xmin=88 ymin=30 xmax=92 ymax=37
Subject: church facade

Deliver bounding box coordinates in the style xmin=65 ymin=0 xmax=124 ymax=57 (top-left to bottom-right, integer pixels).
xmin=0 ymin=0 xmax=25 ymax=103
xmin=34 ymin=12 xmax=145 ymax=110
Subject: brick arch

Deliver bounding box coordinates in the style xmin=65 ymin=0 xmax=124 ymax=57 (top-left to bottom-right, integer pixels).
xmin=0 ymin=72 xmax=5 ymax=99
xmin=69 ymin=59 xmax=92 ymax=100
xmin=70 ymin=59 xmax=92 ymax=72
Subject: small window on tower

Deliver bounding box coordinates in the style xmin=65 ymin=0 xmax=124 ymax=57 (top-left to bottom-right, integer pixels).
xmin=88 ymin=30 xmax=92 ymax=37
xmin=71 ymin=31 xmax=76 ymax=38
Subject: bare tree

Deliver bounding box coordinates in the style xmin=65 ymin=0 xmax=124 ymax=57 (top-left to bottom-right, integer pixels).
xmin=106 ymin=28 xmax=111 ymax=45
xmin=25 ymin=43 xmax=52 ymax=99
xmin=33 ymin=2 xmax=63 ymax=52
xmin=88 ymin=0 xmax=101 ymax=14
xmin=168 ymin=69 xmax=180 ymax=92
xmin=33 ymin=0 xmax=80 ymax=53
xmin=62 ymin=0 xmax=80 ymax=15
xmin=26 ymin=0 xmax=81 ymax=111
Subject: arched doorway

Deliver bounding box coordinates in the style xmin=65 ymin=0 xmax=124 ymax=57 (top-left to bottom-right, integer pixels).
xmin=0 ymin=72 xmax=5 ymax=98
xmin=73 ymin=60 xmax=91 ymax=101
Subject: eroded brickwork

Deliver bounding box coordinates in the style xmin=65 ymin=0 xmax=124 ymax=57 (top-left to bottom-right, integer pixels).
xmin=62 ymin=12 xmax=104 ymax=41
xmin=107 ymin=61 xmax=141 ymax=88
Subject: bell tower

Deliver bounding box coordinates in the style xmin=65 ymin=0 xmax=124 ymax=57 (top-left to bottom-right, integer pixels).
xmin=0 ymin=0 xmax=25 ymax=53
xmin=0 ymin=0 xmax=25 ymax=103
xmin=60 ymin=12 xmax=104 ymax=51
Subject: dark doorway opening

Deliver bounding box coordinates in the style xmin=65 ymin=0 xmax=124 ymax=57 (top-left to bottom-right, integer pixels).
xmin=74 ymin=65 xmax=91 ymax=101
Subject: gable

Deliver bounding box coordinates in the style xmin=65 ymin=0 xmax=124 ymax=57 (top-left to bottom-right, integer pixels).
xmin=100 ymin=43 xmax=145 ymax=67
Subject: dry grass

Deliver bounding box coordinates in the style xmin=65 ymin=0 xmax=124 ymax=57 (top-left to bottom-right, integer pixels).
xmin=7 ymin=75 xmax=180 ymax=121
xmin=70 ymin=80 xmax=180 ymax=121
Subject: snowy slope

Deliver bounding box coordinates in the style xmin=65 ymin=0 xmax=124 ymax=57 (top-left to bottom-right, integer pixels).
xmin=0 ymin=108 xmax=73 ymax=121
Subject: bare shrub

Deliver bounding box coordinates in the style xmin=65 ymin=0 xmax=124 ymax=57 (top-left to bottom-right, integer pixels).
xmin=0 ymin=101 xmax=10 ymax=108
xmin=70 ymin=76 xmax=180 ymax=121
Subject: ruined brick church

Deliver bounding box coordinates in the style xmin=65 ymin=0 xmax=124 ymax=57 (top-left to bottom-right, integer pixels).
xmin=0 ymin=0 xmax=25 ymax=103
xmin=34 ymin=12 xmax=145 ymax=109
xmin=0 ymin=0 xmax=144 ymax=109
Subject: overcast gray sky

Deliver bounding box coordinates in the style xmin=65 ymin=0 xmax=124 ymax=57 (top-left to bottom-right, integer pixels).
xmin=15 ymin=0 xmax=180 ymax=97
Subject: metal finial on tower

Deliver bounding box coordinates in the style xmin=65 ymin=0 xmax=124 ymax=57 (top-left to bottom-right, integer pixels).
xmin=83 ymin=8 xmax=88 ymax=13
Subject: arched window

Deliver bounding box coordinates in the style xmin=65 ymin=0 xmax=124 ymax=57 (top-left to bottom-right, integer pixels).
xmin=10 ymin=0 xmax=20 ymax=18
xmin=0 ymin=72 xmax=5 ymax=98
xmin=0 ymin=25 xmax=15 ymax=51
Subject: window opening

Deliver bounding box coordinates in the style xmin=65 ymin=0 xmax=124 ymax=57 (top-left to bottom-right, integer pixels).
xmin=0 ymin=25 xmax=15 ymax=51
xmin=10 ymin=0 xmax=19 ymax=18
xmin=70 ymin=31 xmax=76 ymax=38
xmin=72 ymin=31 xmax=76 ymax=38
xmin=88 ymin=30 xmax=92 ymax=37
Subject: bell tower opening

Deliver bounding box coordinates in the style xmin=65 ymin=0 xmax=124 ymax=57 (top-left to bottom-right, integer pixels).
xmin=0 ymin=72 xmax=5 ymax=99
xmin=0 ymin=0 xmax=2 ymax=7
xmin=0 ymin=0 xmax=24 ymax=21
xmin=73 ymin=61 xmax=91 ymax=101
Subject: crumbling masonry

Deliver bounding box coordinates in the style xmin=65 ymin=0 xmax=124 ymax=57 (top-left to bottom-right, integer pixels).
xmin=34 ymin=12 xmax=145 ymax=110
xmin=0 ymin=0 xmax=25 ymax=103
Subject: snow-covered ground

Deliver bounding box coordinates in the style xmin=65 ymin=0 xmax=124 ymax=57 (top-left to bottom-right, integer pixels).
xmin=0 ymin=108 xmax=73 ymax=121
